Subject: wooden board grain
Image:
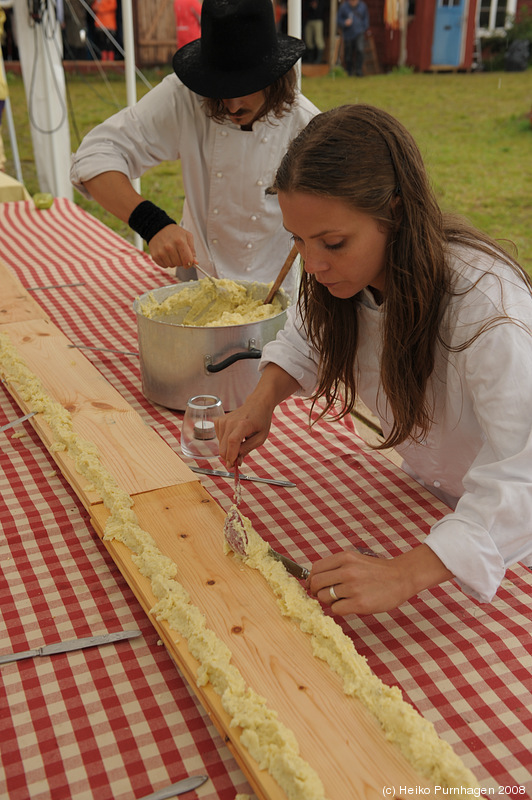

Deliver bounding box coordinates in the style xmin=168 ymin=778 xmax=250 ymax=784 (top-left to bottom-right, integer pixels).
xmin=91 ymin=483 xmax=437 ymax=800
xmin=0 ymin=259 xmax=50 ymax=324
xmin=0 ymin=318 xmax=196 ymax=506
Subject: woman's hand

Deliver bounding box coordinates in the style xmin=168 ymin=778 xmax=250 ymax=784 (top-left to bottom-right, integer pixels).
xmin=308 ymin=544 xmax=453 ymax=616
xmin=216 ymin=399 xmax=274 ymax=468
xmin=215 ymin=364 xmax=301 ymax=467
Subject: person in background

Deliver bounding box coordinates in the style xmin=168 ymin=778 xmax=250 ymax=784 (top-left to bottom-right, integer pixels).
xmin=303 ymin=0 xmax=326 ymax=64
xmin=70 ymin=0 xmax=319 ymax=296
xmin=174 ymin=0 xmax=202 ymax=50
xmin=92 ymin=0 xmax=117 ymax=61
xmin=216 ymin=104 xmax=532 ymax=617
xmin=62 ymin=0 xmax=89 ymax=60
xmin=274 ymin=1 xmax=287 ymax=34
xmin=337 ymin=0 xmax=369 ymax=77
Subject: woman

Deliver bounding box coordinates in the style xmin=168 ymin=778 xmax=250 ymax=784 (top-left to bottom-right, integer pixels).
xmin=216 ymin=104 xmax=532 ymax=617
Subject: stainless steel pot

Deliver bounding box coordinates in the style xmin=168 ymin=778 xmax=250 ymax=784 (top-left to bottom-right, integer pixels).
xmin=133 ymin=280 xmax=290 ymax=411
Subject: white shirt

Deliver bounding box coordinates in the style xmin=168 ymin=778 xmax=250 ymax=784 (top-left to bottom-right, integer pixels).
xmin=261 ymin=245 xmax=532 ymax=602
xmin=70 ymin=73 xmax=319 ymax=295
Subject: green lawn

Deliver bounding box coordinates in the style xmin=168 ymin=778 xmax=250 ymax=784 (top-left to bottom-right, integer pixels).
xmin=3 ymin=67 xmax=532 ymax=273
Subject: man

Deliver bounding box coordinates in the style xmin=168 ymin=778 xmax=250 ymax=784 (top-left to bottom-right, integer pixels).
xmin=304 ymin=0 xmax=326 ymax=65
xmin=70 ymin=0 xmax=319 ymax=294
xmin=337 ymin=0 xmax=369 ymax=77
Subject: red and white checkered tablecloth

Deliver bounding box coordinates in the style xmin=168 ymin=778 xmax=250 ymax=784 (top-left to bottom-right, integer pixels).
xmin=1 ymin=199 xmax=531 ymax=799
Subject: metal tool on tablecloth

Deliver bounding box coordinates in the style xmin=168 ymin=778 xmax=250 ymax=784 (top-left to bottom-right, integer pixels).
xmin=27 ymin=282 xmax=86 ymax=291
xmin=0 ymin=630 xmax=142 ymax=665
xmin=0 ymin=411 xmax=37 ymax=433
xmin=223 ymin=464 xmax=310 ymax=580
xmin=67 ymin=344 xmax=140 ymax=357
xmin=190 ymin=466 xmax=295 ymax=488
xmin=136 ymin=775 xmax=209 ymax=800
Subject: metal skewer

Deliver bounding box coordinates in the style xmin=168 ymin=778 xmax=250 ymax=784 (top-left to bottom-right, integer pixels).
xmin=67 ymin=344 xmax=139 ymax=356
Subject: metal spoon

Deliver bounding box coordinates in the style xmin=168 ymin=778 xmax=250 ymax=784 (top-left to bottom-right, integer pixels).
xmin=193 ymin=262 xmax=230 ymax=297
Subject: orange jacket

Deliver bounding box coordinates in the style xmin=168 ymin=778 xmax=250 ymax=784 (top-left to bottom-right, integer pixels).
xmin=93 ymin=0 xmax=117 ymax=31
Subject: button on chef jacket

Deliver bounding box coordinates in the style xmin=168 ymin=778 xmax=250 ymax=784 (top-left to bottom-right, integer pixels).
xmin=70 ymin=74 xmax=319 ymax=296
xmin=260 ymin=244 xmax=532 ymax=604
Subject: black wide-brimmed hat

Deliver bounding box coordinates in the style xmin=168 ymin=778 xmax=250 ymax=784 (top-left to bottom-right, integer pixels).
xmin=172 ymin=0 xmax=305 ymax=99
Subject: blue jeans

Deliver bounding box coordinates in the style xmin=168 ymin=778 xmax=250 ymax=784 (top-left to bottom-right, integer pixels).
xmin=344 ymin=33 xmax=365 ymax=76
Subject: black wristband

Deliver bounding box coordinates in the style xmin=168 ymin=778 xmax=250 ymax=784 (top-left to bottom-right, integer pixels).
xmin=128 ymin=200 xmax=176 ymax=243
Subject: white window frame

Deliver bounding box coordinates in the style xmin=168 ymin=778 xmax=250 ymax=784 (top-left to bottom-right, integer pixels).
xmin=477 ymin=0 xmax=518 ymax=36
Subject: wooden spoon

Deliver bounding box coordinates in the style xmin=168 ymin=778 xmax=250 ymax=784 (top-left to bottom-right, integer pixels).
xmin=263 ymin=243 xmax=299 ymax=305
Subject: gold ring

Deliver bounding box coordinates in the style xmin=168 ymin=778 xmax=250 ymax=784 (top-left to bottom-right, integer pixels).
xmin=329 ymin=585 xmax=339 ymax=602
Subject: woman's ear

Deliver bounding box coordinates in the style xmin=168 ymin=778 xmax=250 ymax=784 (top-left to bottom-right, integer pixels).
xmin=390 ymin=194 xmax=403 ymax=226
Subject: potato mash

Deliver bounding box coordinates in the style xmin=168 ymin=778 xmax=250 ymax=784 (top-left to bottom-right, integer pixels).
xmin=138 ymin=277 xmax=285 ymax=327
xmin=225 ymin=506 xmax=480 ymax=790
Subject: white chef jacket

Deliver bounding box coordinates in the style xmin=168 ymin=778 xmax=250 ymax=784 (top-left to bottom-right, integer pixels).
xmin=70 ymin=73 xmax=319 ymax=295
xmin=261 ymin=244 xmax=532 ymax=602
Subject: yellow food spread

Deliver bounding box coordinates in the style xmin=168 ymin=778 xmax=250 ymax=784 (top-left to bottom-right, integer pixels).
xmin=138 ymin=277 xmax=285 ymax=327
xmin=0 ymin=330 xmax=480 ymax=795
xmin=225 ymin=509 xmax=480 ymax=790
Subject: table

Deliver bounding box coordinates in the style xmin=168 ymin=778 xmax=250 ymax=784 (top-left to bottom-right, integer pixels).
xmin=1 ymin=198 xmax=531 ymax=799
xmin=0 ymin=172 xmax=31 ymax=202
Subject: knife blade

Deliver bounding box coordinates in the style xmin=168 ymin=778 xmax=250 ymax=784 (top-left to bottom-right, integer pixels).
xmin=268 ymin=547 xmax=310 ymax=580
xmin=1 ymin=412 xmax=37 ymax=433
xmin=0 ymin=629 xmax=143 ymax=665
xmin=136 ymin=775 xmax=208 ymax=800
xmin=190 ymin=466 xmax=295 ymax=488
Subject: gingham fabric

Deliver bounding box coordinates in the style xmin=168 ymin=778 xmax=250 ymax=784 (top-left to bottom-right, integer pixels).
xmin=1 ymin=199 xmax=531 ymax=799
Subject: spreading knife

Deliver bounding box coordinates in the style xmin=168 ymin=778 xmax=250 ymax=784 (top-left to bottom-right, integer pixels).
xmin=136 ymin=775 xmax=209 ymax=800
xmin=268 ymin=548 xmax=310 ymax=580
xmin=190 ymin=466 xmax=295 ymax=488
xmin=0 ymin=629 xmax=143 ymax=665
xmin=1 ymin=412 xmax=37 ymax=433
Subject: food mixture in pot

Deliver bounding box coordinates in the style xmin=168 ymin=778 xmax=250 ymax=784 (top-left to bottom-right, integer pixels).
xmin=138 ymin=278 xmax=286 ymax=327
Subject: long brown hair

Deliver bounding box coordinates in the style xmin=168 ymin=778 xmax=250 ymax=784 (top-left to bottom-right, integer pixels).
xmin=270 ymin=104 xmax=530 ymax=449
xmin=202 ymin=68 xmax=298 ymax=123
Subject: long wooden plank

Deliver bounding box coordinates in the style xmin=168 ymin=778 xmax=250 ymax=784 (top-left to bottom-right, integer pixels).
xmin=0 ymin=292 xmax=450 ymax=798
xmin=90 ymin=483 xmax=436 ymax=800
xmin=1 ymin=318 xmax=196 ymax=506
xmin=0 ymin=258 xmax=50 ymax=324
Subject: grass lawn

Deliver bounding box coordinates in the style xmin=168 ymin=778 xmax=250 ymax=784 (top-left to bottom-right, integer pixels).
xmin=3 ymin=66 xmax=532 ymax=273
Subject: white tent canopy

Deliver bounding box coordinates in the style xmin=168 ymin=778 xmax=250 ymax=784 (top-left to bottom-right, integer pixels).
xmin=9 ymin=0 xmax=306 ymax=201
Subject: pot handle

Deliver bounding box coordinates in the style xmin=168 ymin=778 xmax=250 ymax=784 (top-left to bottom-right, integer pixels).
xmin=205 ymin=347 xmax=261 ymax=374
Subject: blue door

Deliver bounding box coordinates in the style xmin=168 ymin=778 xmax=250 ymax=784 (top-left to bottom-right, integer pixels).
xmin=432 ymin=0 xmax=465 ymax=66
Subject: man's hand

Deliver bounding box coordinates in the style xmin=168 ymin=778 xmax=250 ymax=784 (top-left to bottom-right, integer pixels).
xmin=82 ymin=172 xmax=197 ymax=269
xmin=148 ymin=224 xmax=196 ymax=270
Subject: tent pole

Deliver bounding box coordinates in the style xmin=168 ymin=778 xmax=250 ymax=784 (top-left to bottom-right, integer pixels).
xmin=329 ymin=0 xmax=338 ymax=70
xmin=0 ymin=51 xmax=23 ymax=183
xmin=121 ymin=0 xmax=142 ymax=248
xmin=286 ymin=0 xmax=302 ymax=89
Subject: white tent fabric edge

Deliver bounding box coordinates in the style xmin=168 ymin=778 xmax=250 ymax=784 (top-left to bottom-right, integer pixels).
xmin=12 ymin=0 xmax=73 ymax=199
